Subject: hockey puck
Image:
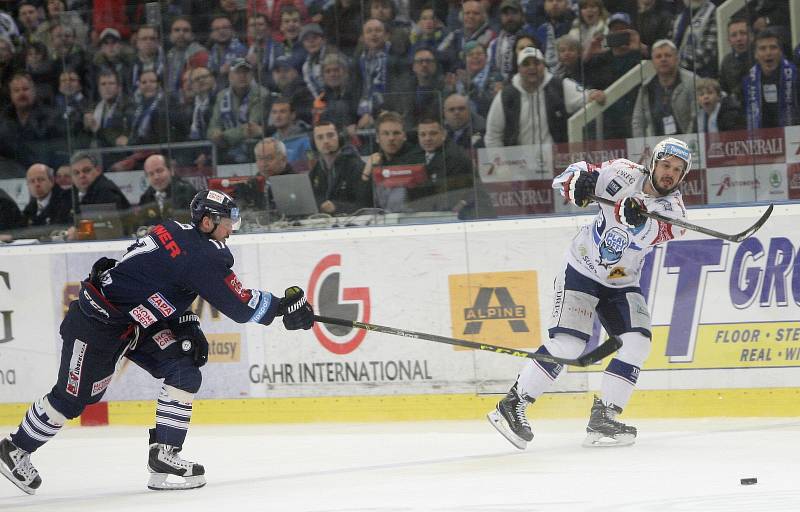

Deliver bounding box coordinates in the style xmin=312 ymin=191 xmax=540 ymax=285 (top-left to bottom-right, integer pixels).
xmin=740 ymin=478 xmax=757 ymax=485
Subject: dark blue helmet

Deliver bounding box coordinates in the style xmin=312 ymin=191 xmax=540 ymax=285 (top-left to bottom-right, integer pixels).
xmin=190 ymin=190 xmax=241 ymax=230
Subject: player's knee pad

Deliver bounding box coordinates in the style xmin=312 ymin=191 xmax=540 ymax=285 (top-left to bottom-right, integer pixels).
xmin=46 ymin=389 xmax=87 ymax=420
xmin=616 ymin=331 xmax=651 ymax=367
xmin=162 ymin=357 xmax=202 ymax=394
xmin=544 ymin=333 xmax=587 ymax=359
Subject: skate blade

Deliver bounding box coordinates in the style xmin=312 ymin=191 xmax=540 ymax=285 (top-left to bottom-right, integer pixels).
xmin=0 ymin=463 xmax=37 ymax=495
xmin=487 ymin=410 xmax=528 ymax=450
xmin=582 ymin=431 xmax=636 ymax=448
xmin=147 ymin=472 xmax=206 ymax=491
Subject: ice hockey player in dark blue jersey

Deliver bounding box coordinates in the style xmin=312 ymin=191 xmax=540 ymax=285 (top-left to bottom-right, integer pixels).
xmin=0 ymin=190 xmax=314 ymax=494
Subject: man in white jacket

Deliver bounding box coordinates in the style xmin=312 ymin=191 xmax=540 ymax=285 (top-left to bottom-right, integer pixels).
xmin=484 ymin=47 xmax=603 ymax=147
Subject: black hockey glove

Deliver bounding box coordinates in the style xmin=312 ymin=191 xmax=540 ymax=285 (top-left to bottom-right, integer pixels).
xmin=88 ymin=257 xmax=118 ymax=288
xmin=172 ymin=312 xmax=209 ymax=367
xmin=278 ymin=286 xmax=314 ymax=330
xmin=570 ymin=171 xmax=599 ymax=208
xmin=615 ymin=196 xmax=648 ymax=228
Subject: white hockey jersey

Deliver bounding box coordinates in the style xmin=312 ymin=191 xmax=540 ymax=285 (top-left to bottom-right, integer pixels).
xmin=555 ymin=158 xmax=688 ymax=288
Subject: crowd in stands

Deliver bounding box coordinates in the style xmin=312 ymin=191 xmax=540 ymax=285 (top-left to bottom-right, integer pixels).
xmin=0 ymin=0 xmax=797 ymax=239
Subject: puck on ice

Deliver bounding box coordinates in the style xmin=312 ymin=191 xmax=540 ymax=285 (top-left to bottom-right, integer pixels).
xmin=740 ymin=478 xmax=757 ymax=485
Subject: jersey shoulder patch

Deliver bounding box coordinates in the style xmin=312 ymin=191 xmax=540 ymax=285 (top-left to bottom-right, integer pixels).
xmin=605 ymin=179 xmax=623 ymax=196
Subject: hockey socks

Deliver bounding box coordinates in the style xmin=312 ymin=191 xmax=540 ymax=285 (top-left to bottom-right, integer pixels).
xmin=10 ymin=396 xmax=66 ymax=454
xmin=155 ymin=385 xmax=194 ymax=447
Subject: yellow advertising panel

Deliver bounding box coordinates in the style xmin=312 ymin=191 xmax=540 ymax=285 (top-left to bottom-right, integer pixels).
xmin=448 ymin=271 xmax=541 ymax=349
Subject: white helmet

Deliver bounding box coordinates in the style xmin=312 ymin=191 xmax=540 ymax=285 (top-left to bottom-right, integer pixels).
xmin=649 ymin=137 xmax=692 ymax=193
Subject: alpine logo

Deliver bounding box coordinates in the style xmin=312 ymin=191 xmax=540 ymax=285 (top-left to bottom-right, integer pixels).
xmin=462 ymin=287 xmax=528 ymax=335
xmin=308 ymin=254 xmax=371 ymax=355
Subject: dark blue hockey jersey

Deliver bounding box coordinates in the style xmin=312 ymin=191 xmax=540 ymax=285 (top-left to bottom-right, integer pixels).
xmin=96 ymin=220 xmax=279 ymax=328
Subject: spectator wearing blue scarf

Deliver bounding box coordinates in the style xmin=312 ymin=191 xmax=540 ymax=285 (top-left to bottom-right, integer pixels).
xmin=743 ymin=28 xmax=799 ymax=130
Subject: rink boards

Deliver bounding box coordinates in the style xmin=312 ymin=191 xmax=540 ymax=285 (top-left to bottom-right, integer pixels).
xmin=0 ymin=202 xmax=798 ymax=425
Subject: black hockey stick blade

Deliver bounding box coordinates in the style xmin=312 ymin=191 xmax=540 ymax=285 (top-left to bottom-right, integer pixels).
xmin=588 ymin=194 xmax=773 ymax=243
xmin=313 ymin=315 xmax=620 ymax=367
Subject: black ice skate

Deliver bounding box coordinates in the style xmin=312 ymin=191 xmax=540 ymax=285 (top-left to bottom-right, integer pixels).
xmin=0 ymin=437 xmax=42 ymax=495
xmin=147 ymin=431 xmax=206 ymax=490
xmin=583 ymin=396 xmax=637 ymax=447
xmin=487 ymin=384 xmax=535 ymax=450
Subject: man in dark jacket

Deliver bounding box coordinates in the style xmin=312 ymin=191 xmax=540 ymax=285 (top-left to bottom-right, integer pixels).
xmin=308 ymin=120 xmax=369 ymax=215
xmin=137 ymin=154 xmax=197 ymax=226
xmin=21 ymin=163 xmax=73 ymax=236
xmin=414 ymin=117 xmax=494 ymax=219
xmin=70 ymin=151 xmax=131 ymax=214
xmin=0 ymin=187 xmax=23 ymax=232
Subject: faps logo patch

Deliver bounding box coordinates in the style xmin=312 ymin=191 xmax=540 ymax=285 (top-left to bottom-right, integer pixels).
xmin=308 ymin=254 xmax=371 ymax=354
xmin=448 ymin=271 xmax=540 ymax=349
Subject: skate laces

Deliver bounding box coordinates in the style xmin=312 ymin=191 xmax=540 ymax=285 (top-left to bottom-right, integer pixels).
xmin=159 ymin=445 xmax=194 ymax=470
xmin=10 ymin=448 xmax=38 ymax=482
xmin=514 ymin=396 xmax=531 ymax=429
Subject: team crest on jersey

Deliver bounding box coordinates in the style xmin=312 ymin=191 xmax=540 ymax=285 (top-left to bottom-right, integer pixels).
xmin=597 ymin=227 xmax=630 ymax=268
xmin=148 ymin=292 xmax=176 ymax=317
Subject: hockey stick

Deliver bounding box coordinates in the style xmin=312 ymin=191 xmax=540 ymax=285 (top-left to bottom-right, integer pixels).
xmin=314 ymin=315 xmax=621 ymax=367
xmin=588 ymin=194 xmax=773 ymax=243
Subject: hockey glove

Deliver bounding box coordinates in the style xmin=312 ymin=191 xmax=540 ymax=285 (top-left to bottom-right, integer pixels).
xmin=568 ymin=171 xmax=599 ymax=207
xmin=278 ymin=286 xmax=314 ymax=330
xmin=614 ymin=196 xmax=648 ymax=228
xmin=172 ymin=312 xmax=209 ymax=367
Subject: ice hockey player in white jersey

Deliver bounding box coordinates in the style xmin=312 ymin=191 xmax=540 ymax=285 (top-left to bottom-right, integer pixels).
xmin=488 ymin=137 xmax=692 ymax=449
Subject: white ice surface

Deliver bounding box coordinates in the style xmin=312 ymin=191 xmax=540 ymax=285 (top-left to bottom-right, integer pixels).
xmin=1 ymin=418 xmax=798 ymax=511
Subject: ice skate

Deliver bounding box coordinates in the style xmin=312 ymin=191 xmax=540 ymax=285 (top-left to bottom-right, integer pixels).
xmin=487 ymin=384 xmax=535 ymax=450
xmin=0 ymin=437 xmax=42 ymax=494
xmin=583 ymin=396 xmax=637 ymax=447
xmin=147 ymin=436 xmax=206 ymax=490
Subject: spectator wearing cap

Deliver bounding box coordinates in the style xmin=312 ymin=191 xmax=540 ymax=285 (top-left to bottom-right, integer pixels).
xmin=487 ymin=0 xmax=533 ymax=82
xmin=631 ymin=39 xmax=697 ymax=137
xmin=581 ymin=12 xmax=643 ymax=139
xmin=271 ymin=54 xmax=314 ymax=125
xmin=276 ymin=5 xmax=307 ymax=71
xmin=92 ymin=0 xmax=133 ymax=43
xmin=719 ymin=17 xmax=752 ymax=102
xmin=485 ymin=46 xmax=595 ymax=147
xmin=452 ymin=41 xmax=503 ymax=118
xmin=742 ymin=28 xmax=799 ymax=130
xmin=314 ymin=52 xmax=358 ymax=131
xmin=670 ymin=0 xmax=718 ymax=78
xmin=208 ymin=14 xmax=248 ymax=88
xmin=246 ymin=13 xmax=280 ymax=83
xmin=534 ymin=0 xmax=574 ymax=70
xmin=634 ymin=0 xmax=673 ymax=49
xmin=0 ymin=72 xmax=63 ymax=170
xmin=300 ymin=23 xmax=330 ymax=98
xmin=407 ymin=6 xmax=449 ymax=60
xmin=89 ymin=28 xmax=135 ymax=98
xmin=438 ymin=0 xmax=496 ymax=73
xmin=165 ymin=17 xmax=209 ymax=96
xmin=320 ymin=0 xmax=363 ymax=56
xmin=208 ymin=58 xmax=270 ymax=163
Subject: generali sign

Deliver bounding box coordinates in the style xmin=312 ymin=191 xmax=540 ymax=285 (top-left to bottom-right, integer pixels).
xmin=706 ymin=128 xmax=785 ymax=167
